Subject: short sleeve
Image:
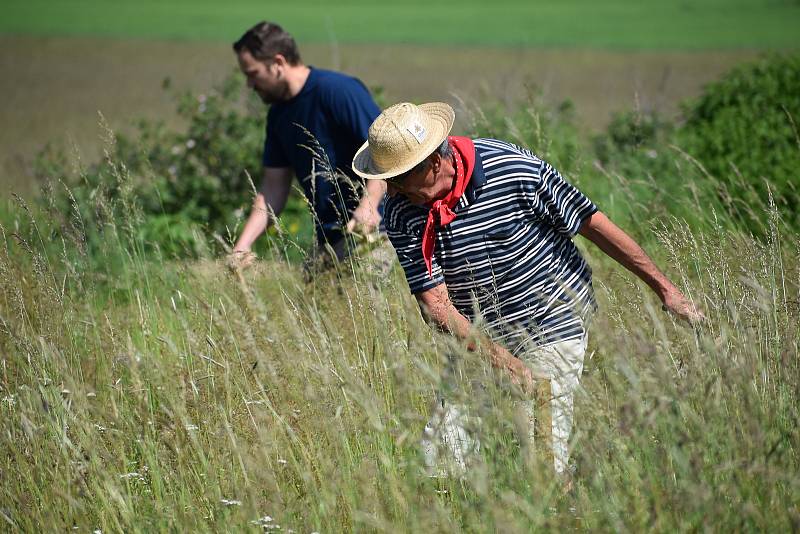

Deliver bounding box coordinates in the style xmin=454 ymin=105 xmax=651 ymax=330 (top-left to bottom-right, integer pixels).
xmin=384 ymin=199 xmax=445 ymax=294
xmin=262 ymin=112 xmax=290 ymax=168
xmin=324 ymin=78 xmax=380 ymax=143
xmin=524 ymin=160 xmax=597 ymax=236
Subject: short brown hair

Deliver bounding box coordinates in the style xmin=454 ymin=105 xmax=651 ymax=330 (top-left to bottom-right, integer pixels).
xmin=233 ymin=21 xmax=302 ymax=65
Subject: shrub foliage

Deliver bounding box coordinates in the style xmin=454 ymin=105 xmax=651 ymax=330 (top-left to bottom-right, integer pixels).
xmin=680 ymin=54 xmax=800 ymax=227
xmin=32 ymin=54 xmax=800 ymax=256
xmin=35 ymin=75 xmax=312 ymax=258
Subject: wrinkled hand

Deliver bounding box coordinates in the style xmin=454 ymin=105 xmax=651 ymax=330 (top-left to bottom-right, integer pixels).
xmin=225 ymin=250 xmax=257 ymax=272
xmin=345 ymin=202 xmax=381 ymax=236
xmin=662 ymin=291 xmax=706 ymax=325
xmin=506 ymin=356 xmax=536 ymax=394
xmin=488 ymin=343 xmax=545 ymax=394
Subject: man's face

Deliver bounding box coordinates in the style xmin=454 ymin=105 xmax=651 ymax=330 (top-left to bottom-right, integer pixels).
xmin=237 ymin=50 xmax=289 ymax=104
xmin=386 ymin=154 xmax=448 ymax=206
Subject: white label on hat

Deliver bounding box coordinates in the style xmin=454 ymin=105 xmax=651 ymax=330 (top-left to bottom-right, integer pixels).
xmin=407 ymin=121 xmax=427 ymax=144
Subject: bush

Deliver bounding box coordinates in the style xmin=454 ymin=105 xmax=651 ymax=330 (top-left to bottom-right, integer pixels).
xmin=680 ymin=54 xmax=800 ymax=228
xmin=588 ymin=56 xmax=800 ymax=234
xmin=31 ymin=55 xmax=800 ymax=264
xmin=594 ymin=109 xmax=673 ymax=165
xmin=34 ymin=74 xmax=313 ymax=259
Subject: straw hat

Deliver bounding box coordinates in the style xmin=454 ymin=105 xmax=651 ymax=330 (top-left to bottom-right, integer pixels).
xmin=352 ymin=102 xmax=455 ymax=180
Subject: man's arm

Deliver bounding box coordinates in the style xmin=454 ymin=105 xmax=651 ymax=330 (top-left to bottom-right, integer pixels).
xmin=416 ymin=283 xmax=538 ymax=389
xmin=230 ymin=166 xmax=293 ymax=262
xmin=346 ymin=179 xmax=386 ymax=234
xmin=578 ymin=211 xmax=705 ymax=323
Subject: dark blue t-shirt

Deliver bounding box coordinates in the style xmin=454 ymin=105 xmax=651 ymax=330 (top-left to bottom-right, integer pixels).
xmin=262 ymin=67 xmax=381 ymax=245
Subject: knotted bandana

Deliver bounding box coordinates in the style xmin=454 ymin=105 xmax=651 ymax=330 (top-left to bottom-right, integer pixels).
xmin=421 ymin=136 xmax=475 ymax=276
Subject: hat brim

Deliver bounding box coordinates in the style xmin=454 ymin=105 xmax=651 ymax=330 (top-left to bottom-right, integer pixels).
xmin=351 ymin=102 xmax=455 ymax=180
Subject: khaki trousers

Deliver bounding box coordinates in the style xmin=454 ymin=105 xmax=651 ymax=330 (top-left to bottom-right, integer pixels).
xmin=421 ymin=335 xmax=587 ymax=476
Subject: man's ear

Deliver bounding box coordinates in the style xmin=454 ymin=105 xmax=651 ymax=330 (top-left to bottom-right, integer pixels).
xmin=268 ymin=54 xmax=287 ymax=78
xmin=273 ymin=54 xmax=288 ymax=68
xmin=431 ymin=153 xmax=442 ymax=174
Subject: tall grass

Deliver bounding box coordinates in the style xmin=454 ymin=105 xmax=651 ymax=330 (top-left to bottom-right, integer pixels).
xmin=1 ymin=123 xmax=798 ymax=532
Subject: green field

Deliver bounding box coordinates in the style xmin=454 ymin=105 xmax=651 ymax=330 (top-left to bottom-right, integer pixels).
xmin=2 ymin=0 xmax=796 ymax=195
xmin=3 ymin=0 xmax=800 ymax=49
xmin=0 ymin=36 xmax=758 ymax=196
xmin=2 ymin=1 xmax=799 ymax=530
xmin=2 ymin=143 xmax=798 ymax=531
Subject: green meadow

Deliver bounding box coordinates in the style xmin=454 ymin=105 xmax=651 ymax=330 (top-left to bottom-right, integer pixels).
xmin=3 ymin=0 xmax=797 ymax=194
xmin=2 ymin=117 xmax=799 ymax=530
xmin=2 ymin=0 xmax=800 ymax=49
xmin=2 ymin=2 xmax=799 ymax=531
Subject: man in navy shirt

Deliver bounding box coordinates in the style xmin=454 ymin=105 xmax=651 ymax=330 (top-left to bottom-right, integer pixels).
xmin=353 ymin=102 xmax=705 ymax=481
xmin=228 ymin=21 xmax=384 ymax=270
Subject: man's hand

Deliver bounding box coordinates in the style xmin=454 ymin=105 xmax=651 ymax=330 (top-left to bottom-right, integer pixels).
xmin=230 ymin=167 xmax=293 ymax=262
xmin=346 ymin=179 xmax=385 ymax=235
xmin=662 ymin=290 xmax=706 ymax=325
xmin=505 ymin=355 xmax=536 ymax=393
xmin=226 ymin=250 xmax=257 ymax=272
xmin=486 ymin=342 xmax=544 ymax=394
xmin=417 ymin=283 xmax=546 ymax=394
xmin=346 ymin=201 xmax=381 ymax=235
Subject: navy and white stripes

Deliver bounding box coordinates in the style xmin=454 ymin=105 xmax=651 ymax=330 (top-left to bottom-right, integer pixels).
xmin=385 ymin=138 xmax=598 ymax=349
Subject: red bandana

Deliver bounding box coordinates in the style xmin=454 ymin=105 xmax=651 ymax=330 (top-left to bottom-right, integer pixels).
xmin=422 ymin=136 xmax=475 ymax=276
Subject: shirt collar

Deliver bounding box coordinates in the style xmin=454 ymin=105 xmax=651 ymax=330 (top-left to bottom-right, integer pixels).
xmin=456 ymin=144 xmax=485 ymax=210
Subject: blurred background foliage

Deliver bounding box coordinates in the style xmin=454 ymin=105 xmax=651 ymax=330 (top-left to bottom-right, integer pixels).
xmin=29 ymin=53 xmax=800 ymax=262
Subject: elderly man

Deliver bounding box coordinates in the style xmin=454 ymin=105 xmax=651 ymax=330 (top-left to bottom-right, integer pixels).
xmin=228 ymin=21 xmax=385 ymax=270
xmin=352 ymin=102 xmax=703 ymax=477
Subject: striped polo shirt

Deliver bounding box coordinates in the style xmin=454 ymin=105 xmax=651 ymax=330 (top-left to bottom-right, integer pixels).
xmin=384 ymin=138 xmax=598 ymax=350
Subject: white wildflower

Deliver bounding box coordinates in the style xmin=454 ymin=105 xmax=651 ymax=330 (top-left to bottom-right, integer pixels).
xmin=171 ymin=145 xmax=181 ymax=155
xmin=185 ymin=424 xmax=199 ymax=431
xmin=168 ymin=165 xmax=178 ymax=177
xmin=220 ymin=498 xmax=242 ymax=506
xmin=86 ymin=392 xmax=96 ymax=398
xmin=1 ymin=395 xmax=16 ymax=407
xmin=251 ymin=516 xmax=281 ymax=530
xmin=94 ymin=423 xmax=107 ymax=433
xmin=277 ymin=458 xmax=288 ymax=465
xmin=186 ymin=139 xmax=196 ymax=149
